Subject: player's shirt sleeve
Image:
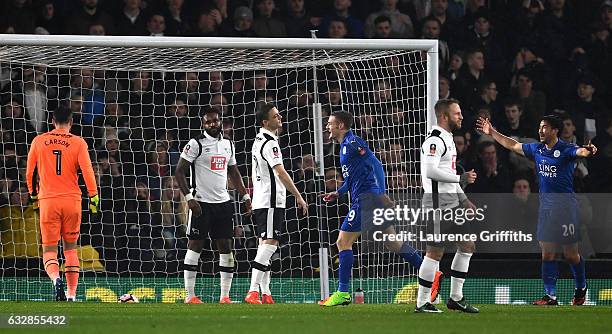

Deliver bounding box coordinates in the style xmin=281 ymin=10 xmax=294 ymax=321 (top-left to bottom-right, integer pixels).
xmin=25 ymin=137 xmax=39 ymax=195
xmin=261 ymin=140 xmax=283 ymax=168
xmin=78 ymin=138 xmax=98 ymax=197
xmin=421 ymin=136 xmax=445 ymax=167
xmin=370 ymin=157 xmax=386 ymax=193
xmin=337 ymin=175 xmax=349 ymax=195
xmin=521 ymin=142 xmax=538 ymax=159
xmin=421 ymin=136 xmax=459 ymax=183
xmin=228 ymin=141 xmax=237 ymax=166
xmin=180 ymin=138 xmax=200 ymax=163
xmin=562 ymin=143 xmax=578 ymax=159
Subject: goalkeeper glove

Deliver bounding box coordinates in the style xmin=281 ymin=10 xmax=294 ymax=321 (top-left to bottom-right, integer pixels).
xmin=89 ymin=194 xmax=100 ymax=214
xmin=29 ymin=194 xmax=39 ymax=211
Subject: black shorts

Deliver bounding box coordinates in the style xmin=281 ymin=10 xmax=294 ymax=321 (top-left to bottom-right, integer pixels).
xmin=253 ymin=208 xmax=283 ymax=240
xmin=187 ymin=201 xmax=234 ymax=240
xmin=425 ymin=206 xmax=475 ymax=248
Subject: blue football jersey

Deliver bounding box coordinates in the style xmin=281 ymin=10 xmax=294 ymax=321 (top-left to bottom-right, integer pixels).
xmin=522 ymin=139 xmax=578 ymax=207
xmin=338 ymin=130 xmax=385 ymax=202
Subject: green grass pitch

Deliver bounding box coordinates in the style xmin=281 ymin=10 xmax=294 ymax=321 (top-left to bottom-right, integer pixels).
xmin=1 ymin=302 xmax=611 ymax=334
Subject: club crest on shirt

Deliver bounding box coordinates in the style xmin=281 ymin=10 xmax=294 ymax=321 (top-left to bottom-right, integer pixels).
xmin=183 ymin=144 xmax=190 ymax=153
xmin=553 ymin=150 xmax=560 ymax=158
xmin=272 ymin=146 xmax=280 ymax=157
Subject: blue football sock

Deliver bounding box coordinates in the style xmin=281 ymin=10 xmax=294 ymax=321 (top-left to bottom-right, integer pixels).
xmin=338 ymin=250 xmax=353 ymax=292
xmin=399 ymin=242 xmax=423 ymax=268
xmin=570 ymin=257 xmax=586 ymax=290
xmin=542 ymin=260 xmax=559 ymax=297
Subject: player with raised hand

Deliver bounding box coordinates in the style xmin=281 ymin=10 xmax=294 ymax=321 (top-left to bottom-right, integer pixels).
xmin=319 ymin=111 xmax=440 ymax=307
xmin=477 ymin=114 xmax=596 ymax=306
xmin=416 ymin=99 xmax=479 ymax=313
xmin=26 ymin=107 xmax=99 ymax=301
xmin=245 ymin=103 xmax=308 ymax=304
xmin=176 ymin=107 xmax=252 ymax=304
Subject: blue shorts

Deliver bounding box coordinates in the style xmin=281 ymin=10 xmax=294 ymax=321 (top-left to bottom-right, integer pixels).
xmin=340 ymin=193 xmax=388 ymax=233
xmin=537 ymin=204 xmax=580 ymax=244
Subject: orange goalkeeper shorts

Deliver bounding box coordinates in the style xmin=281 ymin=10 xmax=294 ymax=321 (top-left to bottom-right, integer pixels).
xmin=39 ymin=198 xmax=82 ymax=246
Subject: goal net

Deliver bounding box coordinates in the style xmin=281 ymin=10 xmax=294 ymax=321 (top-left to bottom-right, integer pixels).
xmin=0 ymin=35 xmax=437 ymax=303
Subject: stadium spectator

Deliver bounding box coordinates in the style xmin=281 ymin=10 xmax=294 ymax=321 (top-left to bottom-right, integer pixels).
xmin=21 ymin=66 xmax=52 ymax=133
xmin=466 ymin=141 xmax=511 ymax=193
xmin=438 ymin=75 xmax=453 ymax=100
xmin=1 ymin=99 xmax=37 ymax=155
xmin=320 ymin=0 xmax=365 ymax=38
xmin=116 ymin=0 xmax=148 ymax=36
xmin=88 ymin=23 xmax=106 ymax=35
xmin=325 ymin=83 xmax=344 ymax=112
xmin=447 ymin=50 xmax=464 ymax=82
xmin=161 ymin=0 xmax=190 ymax=36
xmin=192 ymin=7 xmax=220 ymax=36
xmin=510 ymin=43 xmax=552 ymax=97
xmin=371 ymin=15 xmax=393 ymax=38
xmin=453 ymin=130 xmax=469 ymax=173
xmin=64 ymin=0 xmax=114 ymax=35
xmin=65 ymin=68 xmax=105 ymax=126
xmin=0 ymin=183 xmax=40 ymax=258
xmin=428 ymin=0 xmax=463 ymax=50
xmin=0 ymin=0 xmax=35 ymax=34
xmin=159 ymin=176 xmax=187 ymax=260
xmin=387 ymin=168 xmax=409 ymax=191
xmin=253 ymin=0 xmax=287 ymax=37
xmin=327 ymin=18 xmax=349 ymax=38
xmin=220 ymin=6 xmax=256 ymax=37
xmin=535 ymin=0 xmax=579 ymax=70
xmin=365 ymin=0 xmax=415 ymax=38
xmin=34 ymin=0 xmax=63 ymax=35
xmin=453 ymin=49 xmax=489 ymax=106
xmin=510 ymin=69 xmax=546 ymax=127
xmin=207 ymin=71 xmax=225 ymax=95
xmin=421 ymin=17 xmax=449 ymax=70
xmin=464 ymin=9 xmax=506 ymax=82
xmin=146 ymin=13 xmax=166 ymax=36
xmin=497 ymin=99 xmax=534 ymax=139
xmin=139 ymin=140 xmax=173 ymax=201
xmin=590 ymin=117 xmax=612 ymax=192
xmin=565 ymin=75 xmax=608 ymax=143
xmin=284 ymin=0 xmax=317 ymax=37
xmin=470 ymin=80 xmax=501 ymax=121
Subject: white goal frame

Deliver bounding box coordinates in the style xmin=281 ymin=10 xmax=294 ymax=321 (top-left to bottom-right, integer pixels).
xmin=0 ymin=34 xmax=438 ymax=301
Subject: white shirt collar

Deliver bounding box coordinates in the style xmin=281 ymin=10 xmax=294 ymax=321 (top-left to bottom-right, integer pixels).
xmin=259 ymin=127 xmax=278 ymax=140
xmin=203 ymin=131 xmax=221 ymax=141
xmin=432 ymin=125 xmax=451 ymax=136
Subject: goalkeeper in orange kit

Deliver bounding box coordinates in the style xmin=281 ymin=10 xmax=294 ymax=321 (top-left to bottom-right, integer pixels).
xmin=26 ymin=107 xmax=99 ymax=301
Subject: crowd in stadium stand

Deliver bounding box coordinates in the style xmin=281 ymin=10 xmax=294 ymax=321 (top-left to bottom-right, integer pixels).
xmin=1 ymin=0 xmax=611 ymax=271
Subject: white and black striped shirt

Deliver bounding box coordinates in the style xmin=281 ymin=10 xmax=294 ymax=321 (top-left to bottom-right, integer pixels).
xmin=251 ymin=128 xmax=286 ymax=209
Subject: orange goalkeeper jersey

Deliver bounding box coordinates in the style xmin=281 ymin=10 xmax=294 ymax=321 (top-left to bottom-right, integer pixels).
xmin=26 ymin=128 xmax=97 ymax=200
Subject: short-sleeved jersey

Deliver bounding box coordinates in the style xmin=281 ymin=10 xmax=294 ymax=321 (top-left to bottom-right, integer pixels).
xmin=522 ymin=139 xmax=578 ymax=207
xmin=338 ymin=130 xmax=384 ymax=202
xmin=251 ymin=128 xmax=286 ymax=209
xmin=26 ymin=128 xmax=97 ymax=200
xmin=180 ymin=131 xmax=236 ymax=203
xmin=420 ymin=126 xmax=460 ymax=209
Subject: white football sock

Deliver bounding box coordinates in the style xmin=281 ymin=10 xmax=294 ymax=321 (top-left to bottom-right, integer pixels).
xmin=249 ymin=244 xmax=277 ymax=292
xmin=219 ymin=253 xmax=234 ymax=299
xmin=183 ymin=249 xmax=200 ymax=299
xmin=261 ymin=270 xmax=271 ymax=295
xmin=417 ymin=256 xmax=439 ymax=307
xmin=450 ymin=251 xmax=472 ymax=301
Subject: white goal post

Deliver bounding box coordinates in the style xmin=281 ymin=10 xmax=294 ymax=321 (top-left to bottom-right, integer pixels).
xmin=0 ymin=34 xmax=437 ymax=303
